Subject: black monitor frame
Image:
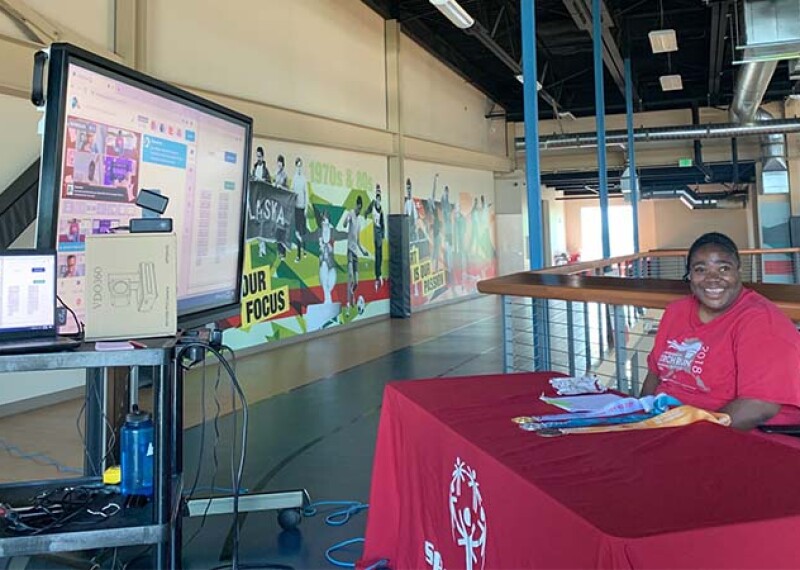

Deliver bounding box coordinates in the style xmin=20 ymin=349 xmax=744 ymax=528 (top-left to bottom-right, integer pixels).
xmin=35 ymin=43 xmax=253 ymax=330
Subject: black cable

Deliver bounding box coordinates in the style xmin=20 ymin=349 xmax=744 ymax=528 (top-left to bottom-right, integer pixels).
xmin=229 ymin=358 xmax=240 ymax=570
xmin=184 ymin=357 xmax=208 ymax=500
xmin=176 ymin=342 xmax=248 ymax=570
xmin=56 ymin=294 xmax=85 ymax=339
xmin=4 ymin=486 xmax=118 ymax=536
xmin=183 ymin=356 xmax=223 ymax=549
xmin=76 ymin=394 xmax=96 ymax=476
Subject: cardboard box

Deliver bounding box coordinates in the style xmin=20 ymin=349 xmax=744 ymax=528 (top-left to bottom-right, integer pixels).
xmin=84 ymin=233 xmax=177 ymax=340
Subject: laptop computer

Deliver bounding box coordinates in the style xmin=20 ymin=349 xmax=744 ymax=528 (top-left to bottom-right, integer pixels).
xmin=0 ymin=250 xmax=81 ymax=354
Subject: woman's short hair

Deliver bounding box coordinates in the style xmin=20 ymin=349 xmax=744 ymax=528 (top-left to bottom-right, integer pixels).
xmin=685 ymin=232 xmax=740 ymax=278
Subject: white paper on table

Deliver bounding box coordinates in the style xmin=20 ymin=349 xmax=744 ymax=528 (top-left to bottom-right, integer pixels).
xmin=539 ymin=393 xmax=625 ymax=413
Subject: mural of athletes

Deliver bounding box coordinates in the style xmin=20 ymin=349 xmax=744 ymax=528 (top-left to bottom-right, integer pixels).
xmin=222 ymin=140 xmax=389 ymax=350
xmin=404 ymin=161 xmax=497 ymax=308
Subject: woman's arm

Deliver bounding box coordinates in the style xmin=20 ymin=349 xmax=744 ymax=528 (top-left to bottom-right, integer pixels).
xmin=640 ymin=371 xmax=660 ymax=397
xmin=720 ymin=399 xmax=780 ymax=430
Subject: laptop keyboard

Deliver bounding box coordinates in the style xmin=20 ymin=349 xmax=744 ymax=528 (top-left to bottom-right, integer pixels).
xmin=0 ymin=337 xmax=81 ymax=354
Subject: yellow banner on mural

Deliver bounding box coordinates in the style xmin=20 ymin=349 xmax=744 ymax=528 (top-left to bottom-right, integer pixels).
xmin=410 ymin=256 xmax=446 ymax=295
xmin=240 ymin=245 xmax=291 ymax=330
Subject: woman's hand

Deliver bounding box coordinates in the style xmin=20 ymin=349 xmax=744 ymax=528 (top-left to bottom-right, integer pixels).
xmin=720 ymin=398 xmax=780 ymax=430
xmin=640 ymin=371 xmax=660 ymax=397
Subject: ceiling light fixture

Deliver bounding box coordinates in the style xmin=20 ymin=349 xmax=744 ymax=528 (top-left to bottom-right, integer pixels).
xmin=429 ymin=0 xmax=475 ymax=30
xmin=648 ymin=29 xmax=678 ymax=53
xmin=659 ymin=74 xmax=683 ymax=91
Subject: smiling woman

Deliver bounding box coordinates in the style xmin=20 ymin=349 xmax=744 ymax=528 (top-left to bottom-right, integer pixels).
xmin=640 ymin=232 xmax=800 ymax=430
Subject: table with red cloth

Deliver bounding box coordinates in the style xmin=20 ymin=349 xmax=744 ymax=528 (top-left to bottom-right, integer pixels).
xmin=359 ymin=372 xmax=800 ymax=569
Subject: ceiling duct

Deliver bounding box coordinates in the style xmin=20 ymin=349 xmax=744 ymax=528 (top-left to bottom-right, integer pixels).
xmin=728 ymin=61 xmax=777 ymax=124
xmin=644 ymin=187 xmax=747 ymax=210
xmin=515 ymin=118 xmax=800 ymax=150
xmin=729 ymin=0 xmax=799 ymax=194
xmin=737 ymin=0 xmax=800 ymax=64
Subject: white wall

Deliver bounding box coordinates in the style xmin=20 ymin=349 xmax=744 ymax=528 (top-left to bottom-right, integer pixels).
xmin=0 ymin=0 xmax=114 ymax=49
xmin=563 ymin=197 xmax=751 ymax=255
xmin=148 ymin=0 xmax=387 ymax=130
xmin=495 ymin=174 xmax=526 ymax=273
xmin=0 ymin=93 xmax=41 ymax=193
xmin=400 ymin=35 xmax=506 ymax=155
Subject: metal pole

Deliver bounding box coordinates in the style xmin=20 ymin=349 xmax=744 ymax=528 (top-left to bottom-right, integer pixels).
xmin=593 ymin=0 xmax=611 ymax=259
xmin=630 ymin=351 xmax=641 ymax=397
xmin=583 ymin=302 xmax=592 ymax=373
xmin=793 ymin=252 xmax=800 ymax=285
xmin=521 ymin=0 xmax=550 ymax=370
xmin=612 ymin=305 xmax=628 ymax=393
xmin=566 ymin=301 xmax=576 ymax=375
xmin=624 ymin=57 xmax=640 ymax=254
xmin=502 ymin=295 xmax=512 ymax=373
xmin=521 ymin=0 xmax=543 ymax=270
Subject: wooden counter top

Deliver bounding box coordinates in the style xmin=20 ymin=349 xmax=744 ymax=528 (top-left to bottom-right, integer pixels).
xmin=477 ymin=272 xmax=800 ymax=321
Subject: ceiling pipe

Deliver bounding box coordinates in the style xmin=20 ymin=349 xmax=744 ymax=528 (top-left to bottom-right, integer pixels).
xmin=515 ymin=118 xmax=800 ymax=150
xmin=728 ymin=61 xmax=778 ymax=124
xmin=727 ymin=60 xmax=788 ymax=182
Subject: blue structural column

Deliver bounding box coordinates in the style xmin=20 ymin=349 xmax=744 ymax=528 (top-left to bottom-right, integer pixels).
xmin=521 ymin=0 xmax=549 ymax=370
xmin=521 ymin=0 xmax=543 ymax=270
xmin=592 ymin=0 xmax=611 ymax=259
xmin=624 ymin=57 xmax=640 ymax=254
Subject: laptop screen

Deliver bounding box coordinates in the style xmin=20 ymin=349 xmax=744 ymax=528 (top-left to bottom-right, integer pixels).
xmin=0 ymin=251 xmax=57 ymax=340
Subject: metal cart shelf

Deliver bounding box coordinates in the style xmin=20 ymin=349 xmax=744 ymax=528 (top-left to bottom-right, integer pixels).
xmin=0 ymin=339 xmax=181 ymax=568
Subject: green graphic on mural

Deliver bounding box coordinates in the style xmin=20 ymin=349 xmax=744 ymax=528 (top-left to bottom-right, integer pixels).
xmin=222 ymin=143 xmax=389 ymax=350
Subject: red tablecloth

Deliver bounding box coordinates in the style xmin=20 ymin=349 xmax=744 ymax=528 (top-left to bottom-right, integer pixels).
xmin=360 ymin=373 xmax=800 ymax=569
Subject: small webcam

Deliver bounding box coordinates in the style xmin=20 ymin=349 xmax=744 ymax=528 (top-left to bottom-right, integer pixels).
xmin=136 ymin=188 xmax=169 ymax=215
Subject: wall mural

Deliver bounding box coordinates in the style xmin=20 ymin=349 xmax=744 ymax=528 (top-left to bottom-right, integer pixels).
xmin=221 ymin=140 xmax=389 ymax=350
xmin=404 ymin=161 xmax=497 ymax=308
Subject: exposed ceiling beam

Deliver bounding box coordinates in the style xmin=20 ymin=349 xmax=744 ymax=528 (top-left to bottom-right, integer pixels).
xmin=707 ymin=0 xmax=731 ymax=105
xmin=561 ymin=0 xmax=636 ymax=101
xmin=464 ymin=20 xmax=563 ymax=117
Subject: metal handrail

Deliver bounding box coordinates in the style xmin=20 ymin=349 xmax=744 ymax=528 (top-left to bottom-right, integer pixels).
xmin=539 ymin=248 xmax=800 ymax=276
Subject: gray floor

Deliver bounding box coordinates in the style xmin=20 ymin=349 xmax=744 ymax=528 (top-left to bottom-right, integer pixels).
xmin=180 ymin=309 xmax=503 ymax=570
xmin=2 ymin=301 xmax=502 ymax=570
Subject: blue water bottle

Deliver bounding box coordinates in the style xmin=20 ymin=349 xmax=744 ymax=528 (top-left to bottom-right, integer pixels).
xmin=120 ymin=405 xmax=154 ymax=497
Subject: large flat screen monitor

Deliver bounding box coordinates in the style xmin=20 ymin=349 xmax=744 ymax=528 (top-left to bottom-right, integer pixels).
xmin=35 ymin=43 xmax=252 ymax=331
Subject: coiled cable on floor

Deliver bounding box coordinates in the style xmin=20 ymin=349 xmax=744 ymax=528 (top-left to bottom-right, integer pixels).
xmin=303 ymin=501 xmax=389 ymax=569
xmin=324 ymin=537 xmax=365 ymax=568
xmin=303 ymin=500 xmax=369 ymax=527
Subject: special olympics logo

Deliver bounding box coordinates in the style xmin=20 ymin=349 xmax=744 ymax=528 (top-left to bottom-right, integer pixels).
xmin=448 ymin=457 xmax=487 ymax=570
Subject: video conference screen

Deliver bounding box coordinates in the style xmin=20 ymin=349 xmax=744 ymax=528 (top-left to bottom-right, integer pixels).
xmin=37 ymin=45 xmax=251 ymax=331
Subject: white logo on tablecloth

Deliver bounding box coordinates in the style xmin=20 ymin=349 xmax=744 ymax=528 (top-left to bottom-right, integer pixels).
xmin=448 ymin=457 xmax=487 ymax=570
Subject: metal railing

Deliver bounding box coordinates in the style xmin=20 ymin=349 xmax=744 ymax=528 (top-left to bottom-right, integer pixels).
xmin=543 ymin=249 xmax=800 ymax=285
xmin=503 ymin=296 xmax=660 ymax=396
xmin=493 ymin=248 xmax=800 ymax=397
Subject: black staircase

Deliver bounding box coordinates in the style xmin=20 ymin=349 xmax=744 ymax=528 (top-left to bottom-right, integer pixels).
xmin=0 ymin=159 xmax=39 ymax=249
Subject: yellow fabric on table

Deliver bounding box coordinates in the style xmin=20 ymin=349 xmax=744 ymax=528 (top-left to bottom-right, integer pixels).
xmin=558 ymin=405 xmax=731 ymax=435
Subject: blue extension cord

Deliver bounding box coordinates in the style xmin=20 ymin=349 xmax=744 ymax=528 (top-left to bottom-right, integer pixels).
xmin=302 ymin=501 xmax=388 ymax=569
xmin=0 ymin=438 xmax=82 ymax=475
